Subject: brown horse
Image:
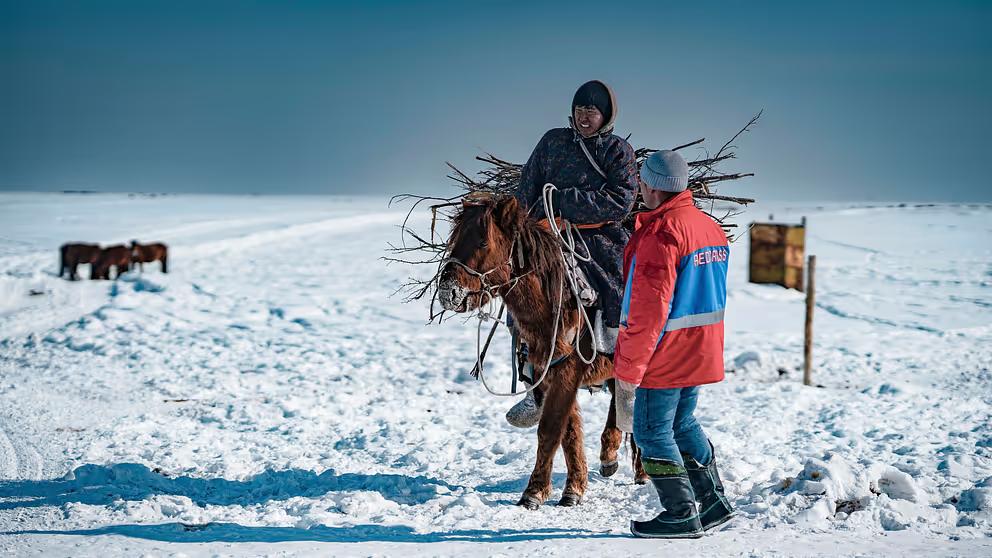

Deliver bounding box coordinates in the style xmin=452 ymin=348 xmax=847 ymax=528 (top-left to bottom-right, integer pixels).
xmin=437 ymin=194 xmax=646 ymax=509
xmin=59 ymin=243 xmax=101 ymax=280
xmin=130 ymin=241 xmax=168 ymax=273
xmin=92 ymin=245 xmax=131 ymax=280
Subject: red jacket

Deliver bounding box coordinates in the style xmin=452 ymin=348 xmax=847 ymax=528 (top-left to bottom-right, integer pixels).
xmin=613 ymin=190 xmax=729 ymax=388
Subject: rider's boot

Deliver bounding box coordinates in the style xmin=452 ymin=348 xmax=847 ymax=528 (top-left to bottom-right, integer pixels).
xmin=505 ymin=385 xmax=543 ymax=428
xmin=506 ymin=350 xmax=544 ymax=428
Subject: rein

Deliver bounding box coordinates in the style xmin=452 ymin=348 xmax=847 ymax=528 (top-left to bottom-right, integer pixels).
xmin=539 ymin=217 xmax=614 ymax=231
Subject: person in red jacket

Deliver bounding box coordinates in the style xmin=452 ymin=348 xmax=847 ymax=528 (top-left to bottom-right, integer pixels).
xmin=613 ymin=150 xmax=734 ymax=538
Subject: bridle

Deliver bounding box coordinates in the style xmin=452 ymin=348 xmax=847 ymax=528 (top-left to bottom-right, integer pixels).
xmin=440 ymin=231 xmax=530 ymax=311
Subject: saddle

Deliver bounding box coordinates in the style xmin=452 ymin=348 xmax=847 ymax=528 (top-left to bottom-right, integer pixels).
xmin=553 ymin=223 xmax=619 ymax=355
xmin=513 ymin=259 xmax=614 ymax=393
xmin=511 ymin=214 xmax=618 ymax=392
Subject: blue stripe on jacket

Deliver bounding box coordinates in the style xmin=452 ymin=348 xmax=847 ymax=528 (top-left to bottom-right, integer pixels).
xmin=619 ymin=254 xmax=636 ymax=328
xmin=668 ymin=245 xmax=729 ymax=324
xmin=617 ymin=244 xmax=729 ymax=348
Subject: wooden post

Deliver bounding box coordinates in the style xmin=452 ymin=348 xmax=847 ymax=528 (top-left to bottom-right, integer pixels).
xmin=803 ymin=255 xmax=816 ymax=386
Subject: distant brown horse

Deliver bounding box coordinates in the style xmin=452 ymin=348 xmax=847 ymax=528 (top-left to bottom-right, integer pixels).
xmin=130 ymin=241 xmax=168 ymax=273
xmin=437 ymin=194 xmax=646 ymax=509
xmin=92 ymin=245 xmax=131 ymax=280
xmin=59 ymin=243 xmax=101 ymax=280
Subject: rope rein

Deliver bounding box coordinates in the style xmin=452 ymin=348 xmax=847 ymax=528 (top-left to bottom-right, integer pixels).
xmin=541 ymin=184 xmax=599 ymax=366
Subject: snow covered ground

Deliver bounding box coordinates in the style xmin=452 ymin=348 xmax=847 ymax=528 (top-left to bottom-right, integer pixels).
xmin=0 ymin=192 xmax=989 ymax=557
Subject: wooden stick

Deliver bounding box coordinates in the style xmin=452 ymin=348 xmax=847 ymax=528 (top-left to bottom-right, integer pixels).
xmin=672 ymin=138 xmax=705 ymax=151
xmin=689 ymin=154 xmax=735 ymax=168
xmin=695 ymin=172 xmax=756 ymax=185
xmin=803 ymin=255 xmax=816 ymax=386
xmin=695 ymin=193 xmax=756 ymax=204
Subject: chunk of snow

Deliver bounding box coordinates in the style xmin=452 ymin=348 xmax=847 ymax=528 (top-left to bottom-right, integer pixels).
xmin=870 ymin=464 xmax=929 ymax=504
xmin=733 ymin=350 xmax=762 ymax=369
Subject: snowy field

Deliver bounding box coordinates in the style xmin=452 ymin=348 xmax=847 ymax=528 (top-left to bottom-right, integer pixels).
xmin=0 ymin=192 xmax=990 ymax=557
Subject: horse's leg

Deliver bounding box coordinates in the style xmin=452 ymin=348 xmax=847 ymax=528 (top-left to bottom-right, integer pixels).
xmin=518 ymin=373 xmax=579 ymax=509
xmin=599 ymin=378 xmax=623 ymax=478
xmin=631 ymin=436 xmax=649 ymax=484
xmin=559 ymin=399 xmax=587 ymax=506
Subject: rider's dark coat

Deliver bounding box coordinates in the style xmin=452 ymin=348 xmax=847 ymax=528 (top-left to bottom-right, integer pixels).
xmin=513 ymin=84 xmax=639 ymax=328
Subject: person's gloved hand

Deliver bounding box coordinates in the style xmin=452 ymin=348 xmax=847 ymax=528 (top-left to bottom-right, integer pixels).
xmin=614 ymin=378 xmax=637 ymax=433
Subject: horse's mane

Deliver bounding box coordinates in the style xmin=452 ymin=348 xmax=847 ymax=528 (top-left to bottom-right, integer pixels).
xmin=449 ymin=198 xmax=565 ymax=290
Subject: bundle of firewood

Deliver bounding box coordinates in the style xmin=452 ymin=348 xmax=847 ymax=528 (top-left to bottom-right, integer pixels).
xmin=439 ymin=111 xmax=760 ymax=237
xmin=387 ymin=112 xmax=760 ymax=310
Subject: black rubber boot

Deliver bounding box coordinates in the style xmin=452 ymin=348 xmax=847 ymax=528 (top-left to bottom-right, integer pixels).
xmin=630 ymin=459 xmax=704 ymax=539
xmin=683 ymin=442 xmax=735 ymax=531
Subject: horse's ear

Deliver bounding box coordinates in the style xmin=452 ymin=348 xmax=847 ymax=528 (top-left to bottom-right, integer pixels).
xmin=496 ymin=196 xmax=521 ymax=230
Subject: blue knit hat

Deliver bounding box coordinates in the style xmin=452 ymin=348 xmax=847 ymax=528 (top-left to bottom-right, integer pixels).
xmin=640 ymin=150 xmax=689 ymax=193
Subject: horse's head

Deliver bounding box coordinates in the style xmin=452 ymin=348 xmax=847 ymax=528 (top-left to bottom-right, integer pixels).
xmin=438 ymin=193 xmax=524 ymax=313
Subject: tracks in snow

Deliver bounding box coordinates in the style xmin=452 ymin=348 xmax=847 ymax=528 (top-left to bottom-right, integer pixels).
xmin=0 ymin=423 xmax=42 ymax=481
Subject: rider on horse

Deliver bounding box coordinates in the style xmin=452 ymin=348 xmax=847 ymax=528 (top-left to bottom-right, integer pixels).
xmin=507 ymin=80 xmax=639 ymax=426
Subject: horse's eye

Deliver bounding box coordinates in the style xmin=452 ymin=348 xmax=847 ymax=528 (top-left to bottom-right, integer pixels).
xmin=479 ymin=239 xmax=488 ymax=248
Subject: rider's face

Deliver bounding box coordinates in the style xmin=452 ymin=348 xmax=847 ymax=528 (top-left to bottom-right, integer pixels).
xmin=573 ymin=105 xmax=603 ymax=138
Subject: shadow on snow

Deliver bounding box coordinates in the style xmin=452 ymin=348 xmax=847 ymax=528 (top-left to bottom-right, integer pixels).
xmin=0 ymin=463 xmax=459 ymax=509
xmin=0 ymin=464 xmax=624 ymax=543
xmin=5 ymin=522 xmax=622 ymax=544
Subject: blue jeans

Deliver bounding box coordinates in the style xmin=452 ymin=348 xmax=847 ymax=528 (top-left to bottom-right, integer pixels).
xmin=633 ymin=386 xmax=712 ymax=467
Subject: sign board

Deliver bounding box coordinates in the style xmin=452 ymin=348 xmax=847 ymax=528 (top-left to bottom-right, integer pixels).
xmin=748 ymin=221 xmax=806 ymax=291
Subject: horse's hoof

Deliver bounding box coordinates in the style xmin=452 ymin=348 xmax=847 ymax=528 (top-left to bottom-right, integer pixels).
xmin=600 ymin=460 xmax=619 ymax=478
xmin=516 ymin=495 xmax=542 ymax=510
xmin=558 ymin=492 xmax=582 ymax=507
xmin=635 ymin=475 xmax=650 ymax=485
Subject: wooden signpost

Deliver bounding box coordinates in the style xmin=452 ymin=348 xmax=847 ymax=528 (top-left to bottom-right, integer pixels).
xmin=747 ymin=219 xmax=817 ymax=385
xmin=803 ymin=255 xmax=816 ymax=386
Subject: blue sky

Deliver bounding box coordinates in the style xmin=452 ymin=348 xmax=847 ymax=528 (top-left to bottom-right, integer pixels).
xmin=1 ymin=0 xmax=989 ymax=201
